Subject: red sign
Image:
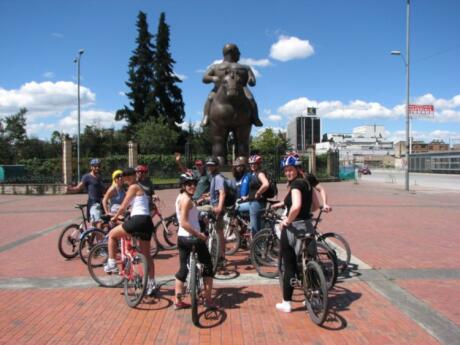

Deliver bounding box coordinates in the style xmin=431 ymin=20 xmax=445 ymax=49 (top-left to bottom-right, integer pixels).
xmin=409 ymin=104 xmax=435 ymax=119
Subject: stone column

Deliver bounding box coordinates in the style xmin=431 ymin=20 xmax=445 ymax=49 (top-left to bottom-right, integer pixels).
xmin=128 ymin=141 xmax=138 ymax=168
xmin=62 ymin=137 xmax=73 ymax=184
xmin=327 ymin=150 xmax=339 ymax=177
xmin=307 ymin=146 xmax=316 ymax=175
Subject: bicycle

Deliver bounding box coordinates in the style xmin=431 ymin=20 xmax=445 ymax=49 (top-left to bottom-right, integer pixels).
xmin=78 ymin=214 xmax=113 ymax=264
xmin=222 ymin=204 xmax=252 ymax=256
xmin=279 ymin=232 xmax=329 ymax=326
xmin=149 ymin=200 xmax=179 ymax=257
xmin=87 ymin=233 xmax=149 ymax=308
xmin=199 ymin=210 xmax=221 ymax=276
xmin=57 ymin=204 xmax=89 ymax=259
xmin=313 ymin=208 xmax=351 ymax=273
xmin=183 ymin=242 xmax=206 ymax=326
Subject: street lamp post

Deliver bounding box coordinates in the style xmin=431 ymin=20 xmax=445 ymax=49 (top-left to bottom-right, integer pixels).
xmin=391 ymin=0 xmax=411 ymax=191
xmin=74 ymin=49 xmax=84 ymax=182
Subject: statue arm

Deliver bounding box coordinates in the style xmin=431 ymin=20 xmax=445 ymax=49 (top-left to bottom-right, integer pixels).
xmin=202 ymin=66 xmax=219 ymax=84
xmin=247 ymin=66 xmax=256 ymax=87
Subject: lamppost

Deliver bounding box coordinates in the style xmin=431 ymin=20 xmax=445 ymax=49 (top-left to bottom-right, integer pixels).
xmin=391 ymin=0 xmax=411 ymax=191
xmin=74 ymin=49 xmax=84 ymax=182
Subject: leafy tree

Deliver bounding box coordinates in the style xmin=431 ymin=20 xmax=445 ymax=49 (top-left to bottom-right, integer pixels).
xmin=251 ymin=128 xmax=291 ymax=156
xmin=5 ymin=108 xmax=27 ymax=145
xmin=153 ymin=12 xmax=185 ymax=130
xmin=116 ymin=11 xmax=157 ymax=137
xmin=0 ymin=120 xmax=13 ymax=163
xmin=135 ymin=116 xmax=179 ymax=154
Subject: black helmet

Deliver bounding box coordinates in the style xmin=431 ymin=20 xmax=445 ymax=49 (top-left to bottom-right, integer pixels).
xmin=205 ymin=156 xmax=219 ymax=166
xmin=179 ymin=171 xmax=198 ymax=185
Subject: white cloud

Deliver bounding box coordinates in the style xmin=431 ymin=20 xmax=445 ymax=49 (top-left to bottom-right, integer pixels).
xmin=240 ymin=58 xmax=271 ymax=67
xmin=118 ymin=91 xmax=126 ymax=97
xmin=387 ymin=129 xmax=460 ymax=144
xmin=43 ymin=72 xmax=55 ymax=79
xmin=268 ymin=114 xmax=282 ymax=121
xmin=58 ymin=109 xmax=124 ymax=134
xmin=270 ymin=35 xmax=314 ymax=62
xmin=174 ymin=73 xmax=187 ymax=81
xmin=51 ymin=33 xmax=63 ymax=38
xmin=0 ymin=81 xmax=95 ymax=118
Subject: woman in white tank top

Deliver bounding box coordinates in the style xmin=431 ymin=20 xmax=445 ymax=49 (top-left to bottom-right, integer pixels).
xmin=104 ymin=168 xmax=157 ymax=297
xmin=174 ymin=172 xmax=216 ymax=310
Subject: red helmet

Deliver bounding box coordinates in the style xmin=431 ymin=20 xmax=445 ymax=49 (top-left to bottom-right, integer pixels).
xmin=135 ymin=165 xmax=148 ymax=173
xmin=248 ymin=155 xmax=262 ymax=164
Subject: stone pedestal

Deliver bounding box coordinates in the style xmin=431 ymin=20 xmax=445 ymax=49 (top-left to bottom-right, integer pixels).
xmin=307 ymin=147 xmax=316 ymax=175
xmin=327 ymin=150 xmax=339 ymax=177
xmin=128 ymin=141 xmax=138 ymax=168
xmin=62 ymin=137 xmax=72 ymax=184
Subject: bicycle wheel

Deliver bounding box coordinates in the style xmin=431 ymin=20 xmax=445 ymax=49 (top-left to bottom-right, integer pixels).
xmin=150 ymin=232 xmax=160 ymax=257
xmin=318 ymin=232 xmax=351 ymax=272
xmin=316 ymin=242 xmax=338 ymax=290
xmin=87 ymin=243 xmax=124 ymax=288
xmin=58 ymin=224 xmax=82 ymax=259
xmin=224 ymin=221 xmax=241 ymax=256
xmin=303 ymin=260 xmax=329 ymax=325
xmin=190 ymin=255 xmax=199 ymax=326
xmin=156 ymin=215 xmax=179 ymax=249
xmin=124 ymin=252 xmax=148 ymax=308
xmin=250 ymin=230 xmax=279 ymax=278
xmin=207 ymin=229 xmax=221 ymax=275
xmin=79 ymin=228 xmax=106 ymax=265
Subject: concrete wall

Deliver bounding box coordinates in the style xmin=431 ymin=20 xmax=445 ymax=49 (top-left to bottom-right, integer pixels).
xmin=0 ymin=184 xmax=67 ymax=195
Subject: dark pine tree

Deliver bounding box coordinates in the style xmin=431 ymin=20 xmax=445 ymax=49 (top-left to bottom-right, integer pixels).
xmin=153 ymin=12 xmax=185 ymax=130
xmin=116 ymin=11 xmax=157 ymax=138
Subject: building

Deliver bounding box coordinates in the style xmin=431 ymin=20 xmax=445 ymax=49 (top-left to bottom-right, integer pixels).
xmin=395 ymin=140 xmax=449 ymax=156
xmin=352 ymin=125 xmax=385 ymax=139
xmin=287 ymin=116 xmax=321 ymax=151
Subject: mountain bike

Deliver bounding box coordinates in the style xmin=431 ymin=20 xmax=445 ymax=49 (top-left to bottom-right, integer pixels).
xmin=149 ymin=200 xmax=179 ymax=257
xmin=78 ymin=215 xmax=113 ymax=265
xmin=57 ymin=204 xmax=89 ymax=259
xmin=200 ymin=210 xmax=220 ymax=276
xmin=185 ymin=242 xmax=205 ymax=326
xmin=222 ymin=204 xmax=252 ymax=256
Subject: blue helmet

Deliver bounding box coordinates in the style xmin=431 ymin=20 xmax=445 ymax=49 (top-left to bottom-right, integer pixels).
xmin=90 ymin=158 xmax=101 ymax=166
xmin=281 ymin=155 xmax=301 ymax=169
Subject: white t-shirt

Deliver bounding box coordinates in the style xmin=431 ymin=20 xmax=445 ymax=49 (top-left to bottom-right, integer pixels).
xmin=175 ymin=194 xmax=201 ymax=237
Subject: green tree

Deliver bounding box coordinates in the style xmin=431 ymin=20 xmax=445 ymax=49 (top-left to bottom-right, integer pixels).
xmin=0 ymin=120 xmax=13 ymax=163
xmin=135 ymin=116 xmax=179 ymax=154
xmin=153 ymin=12 xmax=185 ymax=130
xmin=5 ymin=108 xmax=27 ymax=145
xmin=116 ymin=11 xmax=157 ymax=137
xmin=251 ymin=128 xmax=290 ymax=156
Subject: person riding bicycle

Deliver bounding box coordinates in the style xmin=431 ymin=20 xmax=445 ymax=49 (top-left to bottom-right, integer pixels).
xmin=273 ymin=154 xmax=317 ymax=313
xmin=174 ymin=152 xmax=211 ymax=203
xmin=135 ymin=164 xmax=158 ymax=213
xmin=231 ymin=156 xmax=250 ymax=199
xmin=236 ymin=154 xmax=269 ymax=236
xmin=102 ymin=169 xmax=126 ymax=215
xmin=104 ymin=168 xmax=158 ymax=297
xmin=174 ymin=172 xmax=216 ymax=310
xmin=66 ymin=158 xmax=105 ymax=227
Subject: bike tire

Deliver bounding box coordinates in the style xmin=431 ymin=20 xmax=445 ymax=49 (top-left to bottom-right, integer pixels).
xmin=250 ymin=230 xmax=279 ymax=278
xmin=303 ymin=260 xmax=329 ymax=326
xmin=318 ymin=232 xmax=351 ymax=273
xmin=87 ymin=243 xmax=124 ymax=288
xmin=156 ymin=215 xmax=179 ymax=249
xmin=207 ymin=228 xmax=221 ymax=276
xmin=190 ymin=255 xmax=199 ymax=326
xmin=124 ymin=252 xmax=148 ymax=308
xmin=79 ymin=228 xmax=106 ymax=265
xmin=316 ymin=242 xmax=338 ymax=290
xmin=224 ymin=221 xmax=241 ymax=256
xmin=57 ymin=224 xmax=82 ymax=259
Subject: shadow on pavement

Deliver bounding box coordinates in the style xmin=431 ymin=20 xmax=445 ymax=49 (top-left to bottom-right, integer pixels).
xmin=213 ymin=286 xmax=263 ymax=309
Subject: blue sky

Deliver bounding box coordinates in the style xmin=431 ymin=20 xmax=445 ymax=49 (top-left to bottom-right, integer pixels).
xmin=1 ymin=0 xmax=459 ymax=145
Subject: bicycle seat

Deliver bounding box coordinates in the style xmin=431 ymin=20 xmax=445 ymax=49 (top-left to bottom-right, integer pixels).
xmin=75 ymin=204 xmax=87 ymax=209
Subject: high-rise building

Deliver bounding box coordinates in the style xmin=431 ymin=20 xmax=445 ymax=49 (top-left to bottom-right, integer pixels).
xmin=287 ymin=116 xmax=321 ymax=151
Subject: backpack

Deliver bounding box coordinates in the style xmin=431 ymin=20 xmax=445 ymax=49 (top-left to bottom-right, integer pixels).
xmin=262 ymin=171 xmax=278 ymax=199
xmin=223 ymin=176 xmax=237 ymax=207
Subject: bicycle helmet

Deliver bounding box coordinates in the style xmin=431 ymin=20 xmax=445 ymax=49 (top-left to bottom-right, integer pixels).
xmin=179 ymin=172 xmax=198 ymax=185
xmin=205 ymin=157 xmax=219 ymax=166
xmin=248 ymin=155 xmax=262 ymax=164
xmin=90 ymin=158 xmax=101 ymax=166
xmin=122 ymin=167 xmax=136 ymax=177
xmin=135 ymin=164 xmax=148 ymax=173
xmin=233 ymin=156 xmax=247 ymax=166
xmin=281 ymin=155 xmax=301 ymax=169
xmin=112 ymin=169 xmax=123 ymax=180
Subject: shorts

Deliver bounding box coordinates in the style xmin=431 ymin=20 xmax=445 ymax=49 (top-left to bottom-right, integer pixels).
xmin=122 ymin=215 xmax=154 ymax=241
xmin=89 ymin=203 xmax=102 ymax=223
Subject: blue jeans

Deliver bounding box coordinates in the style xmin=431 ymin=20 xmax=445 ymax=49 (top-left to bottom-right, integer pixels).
xmin=236 ymin=200 xmax=266 ymax=236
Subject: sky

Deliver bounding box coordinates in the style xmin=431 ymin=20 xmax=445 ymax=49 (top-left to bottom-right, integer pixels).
xmin=1 ymin=0 xmax=459 ymax=146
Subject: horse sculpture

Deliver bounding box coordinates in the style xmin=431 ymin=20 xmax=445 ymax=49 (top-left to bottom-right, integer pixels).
xmin=208 ymin=64 xmax=253 ymax=164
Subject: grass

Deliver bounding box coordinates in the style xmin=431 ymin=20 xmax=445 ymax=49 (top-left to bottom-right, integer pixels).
xmin=152 ymin=177 xmax=178 ymax=185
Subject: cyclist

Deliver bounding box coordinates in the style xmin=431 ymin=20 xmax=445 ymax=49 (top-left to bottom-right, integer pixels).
xmin=104 ymin=168 xmax=157 ymax=297
xmin=135 ymin=165 xmax=158 ymax=212
xmin=274 ymin=154 xmax=316 ymax=313
xmin=102 ymin=169 xmax=126 ymax=215
xmin=231 ymin=156 xmax=250 ymax=199
xmin=174 ymin=172 xmax=216 ymax=310
xmin=66 ymin=158 xmax=105 ymax=226
xmin=236 ymin=154 xmax=269 ymax=236
xmin=174 ymin=152 xmax=211 ymax=203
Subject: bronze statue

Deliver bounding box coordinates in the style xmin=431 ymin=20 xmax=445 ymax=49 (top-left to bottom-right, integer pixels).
xmin=202 ymin=43 xmax=263 ymax=163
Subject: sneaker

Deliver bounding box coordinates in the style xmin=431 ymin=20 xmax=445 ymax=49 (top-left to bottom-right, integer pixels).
xmin=103 ymin=262 xmax=119 ymax=274
xmin=174 ymin=301 xmax=191 ymax=310
xmin=146 ymin=280 xmax=159 ymax=297
xmin=276 ymin=301 xmax=292 ymax=313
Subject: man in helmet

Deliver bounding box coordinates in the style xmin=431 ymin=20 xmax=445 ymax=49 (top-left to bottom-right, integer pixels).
xmin=201 ymin=43 xmax=263 ymax=127
xmin=66 ymin=158 xmax=106 ymax=225
xmin=174 ymin=152 xmax=211 ymax=203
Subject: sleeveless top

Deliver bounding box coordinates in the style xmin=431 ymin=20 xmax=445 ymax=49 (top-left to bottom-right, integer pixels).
xmin=130 ymin=190 xmax=150 ymax=217
xmin=110 ymin=187 xmax=125 ymax=207
xmin=175 ymin=194 xmax=201 ymax=238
